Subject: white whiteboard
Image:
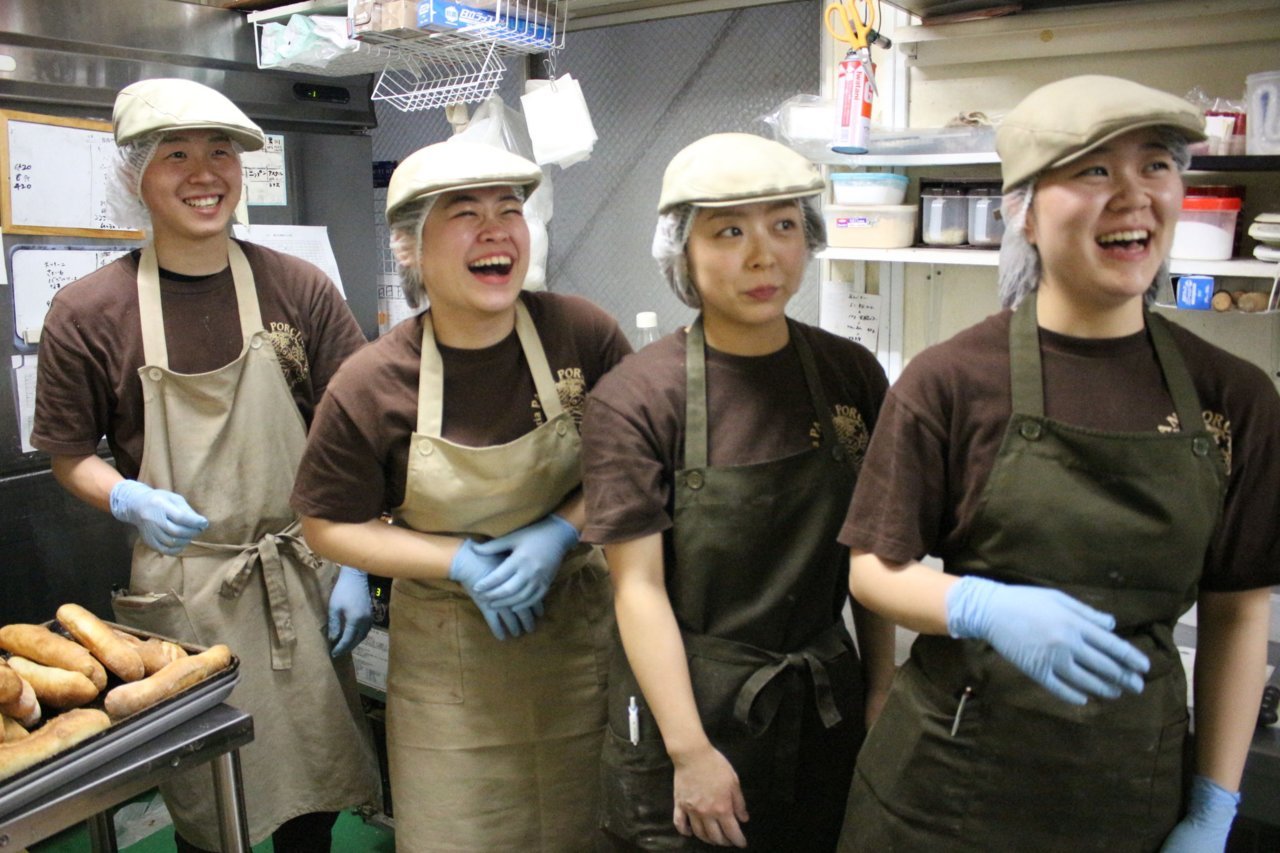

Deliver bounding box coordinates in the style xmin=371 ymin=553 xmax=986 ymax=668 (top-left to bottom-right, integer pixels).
xmin=10 ymin=246 xmax=132 ymax=344
xmin=1 ymin=110 xmax=142 ymax=235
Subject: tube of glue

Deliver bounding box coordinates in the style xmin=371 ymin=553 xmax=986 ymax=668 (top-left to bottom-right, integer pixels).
xmin=833 ymin=48 xmax=874 ymax=155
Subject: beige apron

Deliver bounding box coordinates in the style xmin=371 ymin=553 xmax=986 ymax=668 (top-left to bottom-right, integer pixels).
xmin=387 ymin=300 xmax=612 ymax=852
xmin=110 ymin=242 xmax=380 ymax=850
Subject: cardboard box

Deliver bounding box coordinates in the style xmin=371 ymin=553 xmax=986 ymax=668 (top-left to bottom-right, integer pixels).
xmin=350 ymin=0 xmax=420 ymax=35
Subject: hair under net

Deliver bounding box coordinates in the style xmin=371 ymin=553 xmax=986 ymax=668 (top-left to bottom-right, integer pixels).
xmin=387 ymin=184 xmax=529 ymax=310
xmin=652 ymin=197 xmax=826 ymax=309
xmin=997 ymin=128 xmax=1191 ymax=310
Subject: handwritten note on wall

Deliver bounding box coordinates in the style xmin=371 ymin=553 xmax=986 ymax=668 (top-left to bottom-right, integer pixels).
xmin=820 ymin=280 xmax=882 ymax=352
xmin=10 ymin=246 xmax=132 ymax=344
xmin=241 ymin=134 xmax=287 ymax=206
xmin=0 ymin=111 xmax=143 ymax=238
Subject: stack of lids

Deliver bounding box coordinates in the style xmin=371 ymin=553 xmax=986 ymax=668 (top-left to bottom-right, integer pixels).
xmin=1250 ymin=213 xmax=1280 ymax=263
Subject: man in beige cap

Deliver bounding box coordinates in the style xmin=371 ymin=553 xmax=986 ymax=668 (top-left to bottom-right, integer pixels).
xmin=290 ymin=138 xmax=630 ymax=851
xmin=835 ymin=75 xmax=1280 ymax=852
xmin=580 ymin=132 xmax=894 ymax=850
xmin=32 ymin=77 xmax=380 ymax=852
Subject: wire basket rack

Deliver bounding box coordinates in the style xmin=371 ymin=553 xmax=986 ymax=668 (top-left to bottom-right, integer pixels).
xmin=254 ymin=2 xmax=567 ymax=112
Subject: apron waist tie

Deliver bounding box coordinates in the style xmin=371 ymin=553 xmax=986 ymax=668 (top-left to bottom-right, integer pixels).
xmin=189 ymin=525 xmax=321 ymax=671
xmin=680 ymin=622 xmax=852 ymax=802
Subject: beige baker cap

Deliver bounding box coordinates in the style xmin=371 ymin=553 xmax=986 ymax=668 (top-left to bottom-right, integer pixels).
xmin=385 ymin=140 xmax=542 ymax=223
xmin=658 ymin=132 xmax=823 ymax=214
xmin=113 ymin=78 xmax=264 ymax=151
xmin=997 ymin=75 xmax=1206 ymax=192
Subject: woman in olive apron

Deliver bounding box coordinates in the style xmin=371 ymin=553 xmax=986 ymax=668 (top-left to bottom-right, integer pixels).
xmin=836 ymin=76 xmax=1280 ymax=853
xmin=34 ymin=79 xmax=380 ymax=851
xmin=580 ymin=133 xmax=896 ymax=851
xmin=293 ymin=140 xmax=628 ymax=851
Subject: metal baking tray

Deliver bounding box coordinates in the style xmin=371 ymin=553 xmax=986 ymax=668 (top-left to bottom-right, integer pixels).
xmin=0 ymin=620 xmax=240 ymax=817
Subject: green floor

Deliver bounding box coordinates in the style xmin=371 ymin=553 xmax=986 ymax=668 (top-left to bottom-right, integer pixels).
xmin=28 ymin=801 xmax=394 ymax=853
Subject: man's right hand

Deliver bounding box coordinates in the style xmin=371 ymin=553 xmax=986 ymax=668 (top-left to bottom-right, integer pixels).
xmin=109 ymin=480 xmax=208 ymax=556
xmin=672 ymin=744 xmax=750 ymax=848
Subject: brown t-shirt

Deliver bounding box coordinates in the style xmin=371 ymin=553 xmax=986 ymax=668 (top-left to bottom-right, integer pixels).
xmin=581 ymin=322 xmax=889 ymax=545
xmin=841 ymin=309 xmax=1280 ymax=592
xmin=32 ymin=241 xmax=367 ymax=480
xmin=290 ymin=291 xmax=631 ymax=523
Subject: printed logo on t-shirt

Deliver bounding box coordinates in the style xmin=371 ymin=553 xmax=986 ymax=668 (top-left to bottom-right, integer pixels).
xmin=531 ymin=366 xmax=587 ymax=428
xmin=810 ymin=403 xmax=872 ymax=470
xmin=1159 ymin=409 xmax=1232 ymax=475
xmin=266 ymin=321 xmax=310 ymax=388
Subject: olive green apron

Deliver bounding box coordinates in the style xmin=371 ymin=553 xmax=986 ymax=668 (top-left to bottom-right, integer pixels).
xmin=110 ymin=242 xmax=380 ymax=850
xmin=601 ymin=318 xmax=865 ymax=851
xmin=841 ymin=293 xmax=1227 ymax=853
xmin=386 ymin=300 xmax=612 ymax=852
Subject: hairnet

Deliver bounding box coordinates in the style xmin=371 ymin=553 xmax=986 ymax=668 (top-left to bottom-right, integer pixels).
xmin=652 ymin=196 xmax=826 ymax=309
xmin=387 ymin=183 xmax=530 ymax=310
xmin=996 ymin=128 xmax=1190 ymax=310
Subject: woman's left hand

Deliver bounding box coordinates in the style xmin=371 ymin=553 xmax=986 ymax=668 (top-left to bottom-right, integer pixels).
xmin=472 ymin=513 xmax=580 ymax=613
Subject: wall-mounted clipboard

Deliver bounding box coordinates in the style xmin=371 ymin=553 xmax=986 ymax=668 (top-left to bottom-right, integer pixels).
xmin=0 ymin=110 xmax=145 ymax=239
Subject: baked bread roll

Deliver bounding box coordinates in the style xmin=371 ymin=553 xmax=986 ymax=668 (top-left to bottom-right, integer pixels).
xmin=114 ymin=630 xmax=189 ymax=676
xmin=1 ymin=715 xmax=29 ymax=743
xmin=6 ymin=656 xmax=99 ymax=710
xmin=0 ymin=624 xmax=107 ymax=691
xmin=0 ymin=708 xmax=111 ymax=781
xmin=104 ymin=644 xmax=231 ymax=720
xmin=0 ymin=658 xmax=22 ymax=705
xmin=57 ymin=604 xmax=145 ymax=682
xmin=0 ymin=675 xmax=40 ymax=728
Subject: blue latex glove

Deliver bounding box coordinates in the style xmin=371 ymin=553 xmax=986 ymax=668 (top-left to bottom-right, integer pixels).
xmin=946 ymin=575 xmax=1150 ymax=705
xmin=1160 ymin=775 xmax=1239 ymax=852
xmin=109 ymin=480 xmax=208 ymax=556
xmin=471 ymin=513 xmax=580 ymax=612
xmin=327 ymin=566 xmax=373 ymax=658
xmin=448 ymin=539 xmax=526 ymax=640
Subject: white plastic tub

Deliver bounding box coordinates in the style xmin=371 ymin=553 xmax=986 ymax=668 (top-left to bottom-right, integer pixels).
xmin=825 ymin=204 xmax=917 ymax=249
xmin=830 ymin=172 xmax=909 ymax=206
xmin=1171 ymin=196 xmax=1241 ymax=261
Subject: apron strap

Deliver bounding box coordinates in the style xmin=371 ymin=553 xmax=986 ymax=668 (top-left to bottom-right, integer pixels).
xmin=137 ymin=240 xmax=262 ymax=370
xmin=416 ymin=299 xmax=562 ymax=436
xmin=192 ymin=524 xmax=321 ymax=671
xmin=683 ymin=318 xmax=842 ymax=468
xmin=1008 ymin=292 xmax=1045 ymax=417
xmin=1145 ymin=313 xmax=1205 ymax=434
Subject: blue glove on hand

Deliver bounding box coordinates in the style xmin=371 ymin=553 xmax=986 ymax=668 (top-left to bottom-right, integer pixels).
xmin=448 ymin=539 xmax=527 ymax=641
xmin=327 ymin=566 xmax=373 ymax=658
xmin=1160 ymin=775 xmax=1239 ymax=852
xmin=471 ymin=513 xmax=580 ymax=613
xmin=109 ymin=480 xmax=208 ymax=556
xmin=946 ymin=576 xmax=1150 ymax=705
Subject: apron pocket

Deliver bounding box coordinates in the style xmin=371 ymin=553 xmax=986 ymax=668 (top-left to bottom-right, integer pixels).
xmin=111 ymin=591 xmax=198 ymax=644
xmin=388 ymin=580 xmax=463 ymax=705
xmin=599 ymin=724 xmax=679 ymax=846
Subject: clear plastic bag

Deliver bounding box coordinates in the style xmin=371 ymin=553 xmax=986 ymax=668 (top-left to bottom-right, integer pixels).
xmin=259 ymin=15 xmax=359 ymax=69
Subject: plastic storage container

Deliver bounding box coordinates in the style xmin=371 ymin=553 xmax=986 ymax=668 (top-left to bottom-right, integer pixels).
xmin=1186 ymin=185 xmax=1246 ymax=255
xmin=966 ymin=185 xmax=1004 ymax=247
xmin=831 ymin=172 xmax=909 ymax=206
xmin=1170 ymin=196 xmax=1241 ymax=260
xmin=825 ymin=204 xmax=917 ymax=248
xmin=921 ymin=185 xmax=968 ymax=246
xmin=1246 ymin=70 xmax=1280 ymax=155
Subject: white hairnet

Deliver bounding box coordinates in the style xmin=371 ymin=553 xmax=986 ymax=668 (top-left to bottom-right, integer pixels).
xmin=386 ymin=184 xmax=529 ymax=309
xmin=105 ymin=132 xmax=249 ymax=238
xmin=652 ymin=197 xmax=826 ymax=309
xmin=996 ymin=129 xmax=1190 ymax=310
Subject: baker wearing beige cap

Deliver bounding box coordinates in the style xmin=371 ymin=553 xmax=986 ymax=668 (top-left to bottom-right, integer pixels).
xmin=579 ymin=132 xmax=894 ymax=850
xmin=835 ymin=75 xmax=1280 ymax=852
xmin=291 ymin=138 xmax=630 ymax=851
xmin=31 ymin=77 xmax=380 ymax=852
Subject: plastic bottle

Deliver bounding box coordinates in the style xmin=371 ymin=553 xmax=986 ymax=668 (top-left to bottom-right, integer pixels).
xmin=633 ymin=311 xmax=660 ymax=350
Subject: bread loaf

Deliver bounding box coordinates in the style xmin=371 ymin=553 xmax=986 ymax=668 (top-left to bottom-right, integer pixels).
xmin=0 ymin=624 xmax=107 ymax=691
xmin=6 ymin=656 xmax=99 ymax=710
xmin=57 ymin=604 xmax=145 ymax=682
xmin=0 ymin=676 xmax=41 ymax=729
xmin=1 ymin=715 xmax=29 ymax=743
xmin=104 ymin=644 xmax=231 ymax=720
xmin=0 ymin=708 xmax=111 ymax=781
xmin=0 ymin=658 xmax=21 ymax=705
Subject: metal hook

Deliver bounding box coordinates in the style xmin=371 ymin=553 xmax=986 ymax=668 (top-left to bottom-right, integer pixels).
xmin=543 ymin=53 xmax=558 ymax=88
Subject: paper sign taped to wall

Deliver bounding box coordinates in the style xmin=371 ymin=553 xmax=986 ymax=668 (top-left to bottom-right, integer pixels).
xmin=820 ymin=280 xmax=881 ymax=352
xmin=241 ymin=134 xmax=287 ymax=207
xmin=12 ymin=353 xmax=37 ymax=453
xmin=232 ymin=224 xmax=343 ymax=296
